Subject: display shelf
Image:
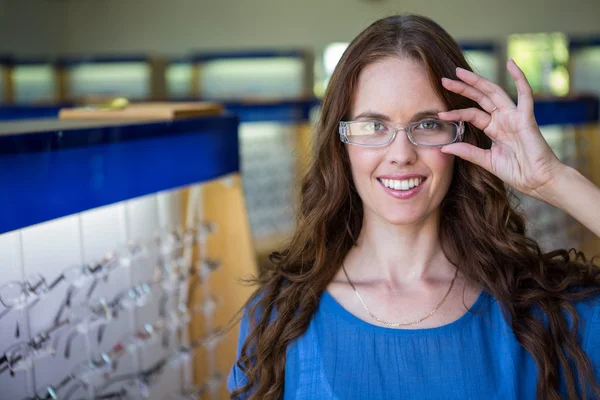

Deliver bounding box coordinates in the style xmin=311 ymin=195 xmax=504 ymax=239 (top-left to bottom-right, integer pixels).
xmin=168 ymin=49 xmax=314 ymax=101
xmin=57 ymin=55 xmax=167 ymax=102
xmin=11 ymin=59 xmax=60 ymax=105
xmin=0 ymin=113 xmax=257 ymax=399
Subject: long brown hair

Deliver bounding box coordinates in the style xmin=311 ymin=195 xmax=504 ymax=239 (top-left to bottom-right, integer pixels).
xmin=232 ymin=14 xmax=600 ymax=400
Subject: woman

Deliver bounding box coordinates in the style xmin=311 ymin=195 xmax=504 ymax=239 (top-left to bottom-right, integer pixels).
xmin=228 ymin=14 xmax=600 ymax=400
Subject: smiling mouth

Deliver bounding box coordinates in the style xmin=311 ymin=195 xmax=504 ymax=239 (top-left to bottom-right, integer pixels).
xmin=377 ymin=177 xmax=426 ymax=191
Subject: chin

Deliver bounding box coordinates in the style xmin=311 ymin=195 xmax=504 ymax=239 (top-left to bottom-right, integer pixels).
xmin=376 ymin=208 xmax=432 ymax=227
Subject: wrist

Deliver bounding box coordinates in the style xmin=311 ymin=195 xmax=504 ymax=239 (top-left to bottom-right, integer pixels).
xmin=534 ymin=164 xmax=579 ymax=209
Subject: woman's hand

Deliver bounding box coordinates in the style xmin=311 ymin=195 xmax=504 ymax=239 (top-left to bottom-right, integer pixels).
xmin=437 ymin=59 xmax=564 ymax=203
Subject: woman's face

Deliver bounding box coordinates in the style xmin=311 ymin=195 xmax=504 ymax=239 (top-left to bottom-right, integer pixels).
xmin=347 ymin=56 xmax=455 ymax=227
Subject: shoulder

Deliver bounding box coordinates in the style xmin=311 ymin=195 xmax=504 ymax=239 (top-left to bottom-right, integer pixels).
xmin=566 ymin=290 xmax=600 ymax=370
xmin=235 ymin=285 xmax=280 ymax=340
xmin=226 ymin=286 xmax=274 ymax=395
xmin=575 ymin=291 xmax=600 ymax=344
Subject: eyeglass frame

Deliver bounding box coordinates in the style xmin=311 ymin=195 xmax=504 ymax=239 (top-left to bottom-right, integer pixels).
xmin=0 ymin=318 xmax=68 ymax=376
xmin=0 ymin=274 xmax=48 ymax=310
xmin=338 ymin=119 xmax=465 ymax=148
xmin=32 ymin=323 xmax=223 ymax=400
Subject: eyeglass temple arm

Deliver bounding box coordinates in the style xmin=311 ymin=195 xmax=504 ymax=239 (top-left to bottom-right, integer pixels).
xmin=0 ymin=354 xmax=10 ymax=374
xmin=86 ymin=278 xmax=99 ymax=300
xmin=52 ymin=286 xmax=76 ymax=325
xmin=139 ymin=357 xmax=168 ymax=384
xmin=48 ymin=275 xmax=65 ymax=291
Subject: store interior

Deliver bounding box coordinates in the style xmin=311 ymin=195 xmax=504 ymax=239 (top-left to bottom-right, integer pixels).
xmin=0 ymin=0 xmax=599 ymax=399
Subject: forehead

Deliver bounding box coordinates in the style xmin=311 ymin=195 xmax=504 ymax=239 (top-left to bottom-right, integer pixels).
xmin=350 ymin=57 xmax=446 ymax=120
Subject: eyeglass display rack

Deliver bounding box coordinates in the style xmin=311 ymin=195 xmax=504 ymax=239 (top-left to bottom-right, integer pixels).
xmin=175 ymin=96 xmax=320 ymax=269
xmin=57 ymin=55 xmax=168 ymax=103
xmin=514 ymin=119 xmax=600 ymax=255
xmin=0 ymin=110 xmax=257 ymax=399
xmin=225 ymin=98 xmax=320 ymax=268
xmin=166 ymin=49 xmax=317 ymax=269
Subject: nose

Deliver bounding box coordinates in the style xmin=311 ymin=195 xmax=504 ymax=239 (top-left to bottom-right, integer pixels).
xmin=385 ymin=128 xmax=417 ymax=166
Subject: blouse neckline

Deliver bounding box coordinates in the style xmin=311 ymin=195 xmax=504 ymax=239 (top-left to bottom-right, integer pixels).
xmin=319 ymin=287 xmax=491 ymax=336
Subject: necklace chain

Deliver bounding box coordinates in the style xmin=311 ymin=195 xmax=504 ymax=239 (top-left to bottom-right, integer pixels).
xmin=341 ymin=264 xmax=459 ymax=327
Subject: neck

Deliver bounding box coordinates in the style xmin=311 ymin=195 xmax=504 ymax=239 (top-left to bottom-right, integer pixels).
xmin=343 ymin=211 xmax=455 ymax=289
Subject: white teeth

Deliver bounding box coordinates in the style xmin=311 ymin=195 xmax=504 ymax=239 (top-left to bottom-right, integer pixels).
xmin=381 ymin=178 xmax=423 ymax=191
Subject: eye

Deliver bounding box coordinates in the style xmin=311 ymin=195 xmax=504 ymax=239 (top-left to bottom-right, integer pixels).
xmin=373 ymin=121 xmax=386 ymax=131
xmin=361 ymin=121 xmax=387 ymax=133
xmin=417 ymin=120 xmax=440 ymax=130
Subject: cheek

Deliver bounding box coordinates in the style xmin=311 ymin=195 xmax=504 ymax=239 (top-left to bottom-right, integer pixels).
xmin=347 ymin=147 xmax=380 ymax=182
xmin=431 ymin=153 xmax=455 ymax=186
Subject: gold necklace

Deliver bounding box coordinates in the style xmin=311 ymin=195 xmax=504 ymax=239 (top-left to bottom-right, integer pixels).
xmin=341 ymin=264 xmax=459 ymax=327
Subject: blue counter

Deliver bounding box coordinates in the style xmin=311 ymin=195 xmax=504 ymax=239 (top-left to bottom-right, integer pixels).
xmin=0 ymin=98 xmax=320 ymax=124
xmin=533 ymin=96 xmax=599 ymax=126
xmin=0 ymin=115 xmax=239 ymax=234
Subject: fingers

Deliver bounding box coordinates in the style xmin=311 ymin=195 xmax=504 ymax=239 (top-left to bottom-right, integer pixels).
xmin=441 ymin=78 xmax=497 ymax=113
xmin=440 ymin=143 xmax=492 ymax=172
xmin=507 ymin=59 xmax=534 ymax=114
xmin=438 ymin=107 xmax=494 ymax=134
xmin=454 ymin=67 xmax=515 ymax=110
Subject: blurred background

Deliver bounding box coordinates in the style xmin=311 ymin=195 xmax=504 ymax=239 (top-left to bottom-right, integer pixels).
xmin=0 ymin=0 xmax=599 ymax=399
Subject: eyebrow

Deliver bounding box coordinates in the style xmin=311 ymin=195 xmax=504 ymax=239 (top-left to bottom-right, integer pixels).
xmin=352 ymin=109 xmax=444 ymax=122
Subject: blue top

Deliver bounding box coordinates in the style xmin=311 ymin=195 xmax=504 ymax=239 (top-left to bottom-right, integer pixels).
xmin=228 ymin=289 xmax=600 ymax=399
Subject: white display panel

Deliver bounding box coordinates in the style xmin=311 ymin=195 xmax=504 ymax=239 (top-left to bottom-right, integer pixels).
xmin=0 ymin=185 xmax=224 ymax=399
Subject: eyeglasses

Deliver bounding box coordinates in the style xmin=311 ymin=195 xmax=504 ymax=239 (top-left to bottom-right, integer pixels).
xmin=31 ymin=348 xmax=123 ymax=400
xmin=61 ymin=257 xmax=219 ymax=359
xmin=49 ymin=252 xmax=126 ymax=324
xmin=62 ymin=278 xmax=169 ymax=359
xmin=0 ymin=274 xmax=48 ymax=320
xmin=92 ymin=346 xmax=193 ymax=400
xmin=31 ymin=320 xmax=224 ymax=400
xmin=11 ymin=220 xmax=220 ymax=398
xmin=155 ymin=222 xmax=218 ymax=259
xmin=65 ymin=318 xmax=175 ymax=389
xmin=339 ymin=119 xmax=464 ymax=147
xmin=48 ymin=252 xmax=121 ymax=292
xmin=63 ymin=298 xmax=114 ymax=359
xmin=0 ymin=319 xmax=68 ymax=377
